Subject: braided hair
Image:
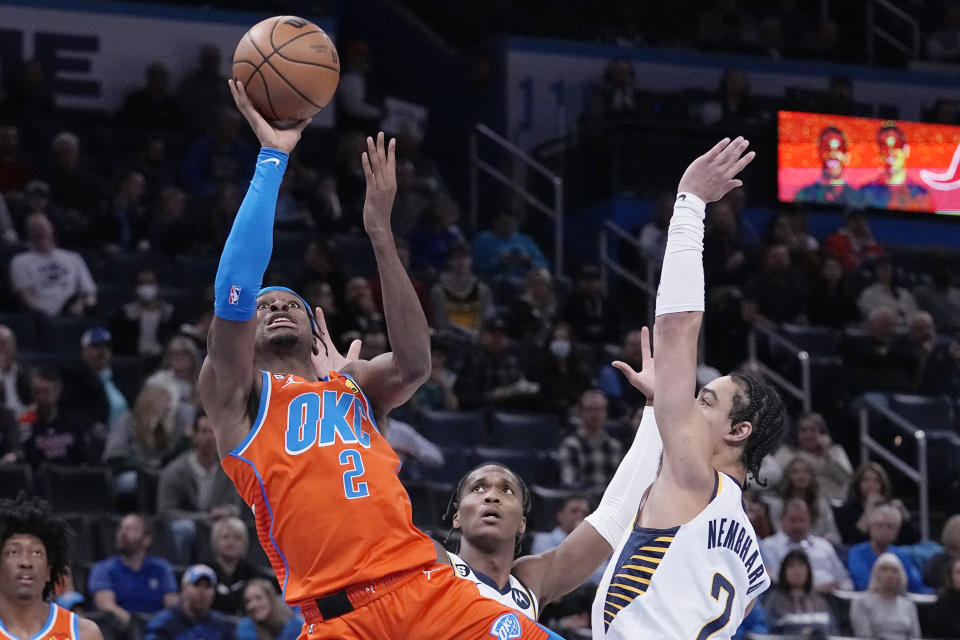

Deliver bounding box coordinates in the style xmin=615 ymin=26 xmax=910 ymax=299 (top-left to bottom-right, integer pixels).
xmin=0 ymin=494 xmax=72 ymax=599
xmin=442 ymin=463 xmax=532 ymax=557
xmin=728 ymin=372 xmax=786 ymax=488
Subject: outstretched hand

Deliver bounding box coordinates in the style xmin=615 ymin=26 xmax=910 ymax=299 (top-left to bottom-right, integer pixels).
xmin=677 ymin=136 xmax=755 ymax=203
xmin=311 ymin=305 xmax=362 ymax=376
xmin=611 ymin=325 xmax=655 ymax=402
xmin=228 ymin=79 xmax=310 ymax=154
xmin=361 ymin=132 xmax=398 ymax=236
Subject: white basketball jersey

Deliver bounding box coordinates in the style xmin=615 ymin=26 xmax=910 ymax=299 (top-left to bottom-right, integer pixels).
xmin=592 ymin=472 xmax=770 ymax=640
xmin=447 ymin=551 xmax=540 ymax=620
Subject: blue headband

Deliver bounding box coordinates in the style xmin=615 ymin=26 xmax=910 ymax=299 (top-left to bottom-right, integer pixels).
xmin=257 ymin=286 xmax=320 ymax=334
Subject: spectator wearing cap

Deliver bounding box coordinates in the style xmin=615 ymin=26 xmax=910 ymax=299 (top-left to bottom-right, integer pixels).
xmin=19 ymin=367 xmax=94 ymax=468
xmin=557 ymin=390 xmax=623 ymax=490
xmin=15 ymin=179 xmax=65 ymax=238
xmin=471 ymin=207 xmax=548 ymax=279
xmin=454 ymin=317 xmax=539 ymax=410
xmin=60 ymin=327 xmax=129 ymax=434
xmin=561 ymin=264 xmax=622 ymax=345
xmin=9 ymin=212 xmax=97 ymax=316
xmin=430 ymin=243 xmax=493 ymax=337
xmin=145 ymin=564 xmax=235 ymax=640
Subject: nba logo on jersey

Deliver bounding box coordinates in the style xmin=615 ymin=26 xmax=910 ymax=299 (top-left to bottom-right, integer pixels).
xmin=489 ymin=613 xmax=522 ymax=640
xmin=229 ymin=285 xmax=241 ymax=305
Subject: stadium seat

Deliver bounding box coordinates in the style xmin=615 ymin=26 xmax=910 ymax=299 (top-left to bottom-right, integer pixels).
xmin=333 ymin=235 xmax=377 ymax=277
xmin=111 ymin=356 xmax=144 ymax=404
xmin=404 ymin=480 xmax=454 ymax=530
xmin=37 ymin=316 xmax=101 ymax=355
xmin=38 ymin=465 xmax=115 ymax=514
xmin=422 ymin=447 xmax=472 ymax=484
xmin=490 ymin=412 xmax=560 ymax=449
xmin=0 ymin=312 xmax=40 ymax=350
xmin=0 ymin=464 xmax=33 ymax=499
xmin=419 ymin=410 xmax=487 ymax=447
xmin=173 ymin=256 xmax=219 ymax=287
xmin=63 ymin=514 xmax=98 ymax=566
xmin=778 ymin=324 xmax=841 ymax=356
xmin=528 ymin=485 xmax=582 ymax=533
xmin=471 ymin=447 xmax=540 ymax=485
xmin=103 ymin=252 xmax=174 ymax=286
xmin=888 ymin=394 xmax=955 ymax=431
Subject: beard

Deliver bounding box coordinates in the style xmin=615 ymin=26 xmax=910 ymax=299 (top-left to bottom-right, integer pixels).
xmin=265 ymin=331 xmax=305 ymax=352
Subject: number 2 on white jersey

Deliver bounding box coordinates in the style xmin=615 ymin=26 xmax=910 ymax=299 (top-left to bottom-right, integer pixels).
xmin=695 ymin=573 xmax=735 ymax=640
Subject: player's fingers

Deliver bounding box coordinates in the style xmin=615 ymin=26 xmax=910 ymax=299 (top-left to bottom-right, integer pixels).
xmin=640 ymin=326 xmax=652 ymax=361
xmin=387 ymin=137 xmax=396 ymax=173
xmin=314 ymin=306 xmax=330 ymax=333
xmin=228 ymin=79 xmax=240 ymax=105
xmin=377 ymin=131 xmax=386 ymax=162
xmin=346 ymin=339 xmax=362 ymax=362
xmin=361 ymin=151 xmax=373 ymax=182
xmin=730 ymin=150 xmax=756 ymax=176
xmin=716 ymin=136 xmax=745 ymax=165
xmin=702 ymin=137 xmax=731 ymax=162
xmin=724 ymin=179 xmax=744 ymax=193
xmin=292 ymin=117 xmax=312 ymax=134
xmin=612 ymin=360 xmax=638 ymax=379
xmin=366 ymin=136 xmax=380 ymax=183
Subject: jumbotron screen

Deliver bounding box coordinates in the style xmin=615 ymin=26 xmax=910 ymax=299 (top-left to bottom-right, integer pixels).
xmin=778 ymin=110 xmax=960 ymax=215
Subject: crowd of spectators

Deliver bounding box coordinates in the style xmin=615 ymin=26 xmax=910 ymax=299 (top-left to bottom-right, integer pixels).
xmin=1 ymin=20 xmax=959 ymax=640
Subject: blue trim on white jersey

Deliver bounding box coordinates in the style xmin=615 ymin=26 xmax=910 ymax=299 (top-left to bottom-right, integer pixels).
xmin=0 ymin=603 xmax=56 ymax=640
xmin=227 ymin=452 xmax=291 ymax=598
xmin=230 ymin=370 xmax=271 ymax=457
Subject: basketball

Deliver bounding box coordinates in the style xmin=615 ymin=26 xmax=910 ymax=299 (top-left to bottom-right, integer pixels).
xmin=232 ymin=15 xmax=340 ymax=124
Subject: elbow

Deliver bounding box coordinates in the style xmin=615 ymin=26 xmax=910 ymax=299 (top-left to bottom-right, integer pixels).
xmin=398 ymin=360 xmax=431 ymax=387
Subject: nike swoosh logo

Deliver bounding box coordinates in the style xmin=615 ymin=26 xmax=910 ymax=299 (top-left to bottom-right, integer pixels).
xmin=259 ymin=158 xmax=281 ymax=167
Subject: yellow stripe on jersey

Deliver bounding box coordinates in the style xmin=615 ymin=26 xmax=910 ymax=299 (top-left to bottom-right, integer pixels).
xmin=609 ymin=582 xmax=647 ymax=595
xmin=621 ymin=564 xmax=656 ymax=573
xmin=604 ymin=524 xmax=679 ymax=632
xmin=629 ymin=554 xmax=663 ymax=563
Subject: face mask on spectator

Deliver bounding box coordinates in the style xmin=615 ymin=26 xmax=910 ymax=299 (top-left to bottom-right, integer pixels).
xmin=549 ymin=339 xmax=571 ymax=359
xmin=137 ymin=284 xmax=159 ymax=301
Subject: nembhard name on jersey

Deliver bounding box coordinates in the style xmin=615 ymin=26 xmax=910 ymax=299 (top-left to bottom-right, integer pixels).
xmin=706 ymin=517 xmax=766 ymax=595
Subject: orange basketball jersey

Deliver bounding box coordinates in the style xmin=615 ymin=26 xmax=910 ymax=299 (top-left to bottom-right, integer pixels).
xmin=221 ymin=370 xmax=437 ymax=604
xmin=0 ymin=603 xmax=79 ymax=640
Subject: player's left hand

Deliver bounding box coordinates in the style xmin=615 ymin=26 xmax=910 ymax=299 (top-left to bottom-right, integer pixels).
xmin=361 ymin=132 xmax=397 ymax=236
xmin=311 ymin=305 xmax=362 ymax=376
xmin=677 ymin=136 xmax=755 ymax=203
xmin=612 ymin=325 xmax=655 ymax=401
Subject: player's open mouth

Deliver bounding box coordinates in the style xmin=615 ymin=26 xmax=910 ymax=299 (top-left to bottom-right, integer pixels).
xmin=480 ymin=508 xmax=501 ymax=524
xmin=16 ymin=574 xmax=34 ymax=584
xmin=267 ymin=314 xmax=297 ymax=328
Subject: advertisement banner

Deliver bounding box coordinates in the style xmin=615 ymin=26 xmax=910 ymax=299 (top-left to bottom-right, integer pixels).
xmin=0 ymin=0 xmax=336 ymax=126
xmin=779 ymin=110 xmax=960 ymax=215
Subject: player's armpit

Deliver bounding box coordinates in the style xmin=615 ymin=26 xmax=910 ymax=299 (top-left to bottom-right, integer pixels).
xmin=77 ymin=617 xmax=104 ymax=640
xmin=512 ymin=522 xmax=612 ymax=606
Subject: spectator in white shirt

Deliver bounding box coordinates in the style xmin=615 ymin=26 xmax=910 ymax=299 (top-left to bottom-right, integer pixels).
xmin=9 ymin=212 xmax=96 ymax=316
xmin=761 ymin=497 xmax=853 ymax=592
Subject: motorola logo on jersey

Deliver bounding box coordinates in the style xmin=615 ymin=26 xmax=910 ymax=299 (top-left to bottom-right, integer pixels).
xmin=489 ymin=613 xmax=522 ymax=640
xmin=511 ymin=587 xmax=531 ymax=609
xmin=456 ymin=564 xmax=470 ymax=577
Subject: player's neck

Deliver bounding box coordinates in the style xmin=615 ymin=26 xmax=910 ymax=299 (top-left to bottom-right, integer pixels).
xmin=458 ymin=541 xmax=515 ymax=589
xmin=0 ymin=596 xmax=50 ymax=637
xmin=256 ymin=354 xmax=318 ymax=381
xmin=711 ymin=450 xmax=746 ymax=486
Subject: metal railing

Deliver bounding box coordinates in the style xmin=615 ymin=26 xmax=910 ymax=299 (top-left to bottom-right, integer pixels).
xmin=866 ymin=0 xmax=920 ymax=62
xmin=858 ymin=395 xmax=929 ymax=541
xmin=598 ymin=221 xmax=657 ymax=329
xmin=468 ymin=123 xmax=565 ymax=273
xmin=746 ymin=324 xmax=812 ymax=413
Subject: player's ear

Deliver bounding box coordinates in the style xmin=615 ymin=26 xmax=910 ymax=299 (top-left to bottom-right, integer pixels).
xmin=518 ymin=516 xmax=526 ymax=537
xmin=728 ymin=420 xmax=752 ymax=444
xmin=452 ymin=511 xmax=461 ymax=530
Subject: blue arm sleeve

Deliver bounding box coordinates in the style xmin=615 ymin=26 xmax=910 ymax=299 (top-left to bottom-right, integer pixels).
xmin=213 ymin=147 xmax=289 ymax=321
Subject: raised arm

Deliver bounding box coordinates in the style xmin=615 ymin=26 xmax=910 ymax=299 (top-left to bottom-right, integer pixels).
xmin=342 ymin=134 xmax=431 ymax=413
xmin=198 ymin=79 xmax=310 ymax=456
xmin=514 ymin=329 xmax=663 ymax=604
xmin=653 ymin=137 xmax=754 ymax=492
